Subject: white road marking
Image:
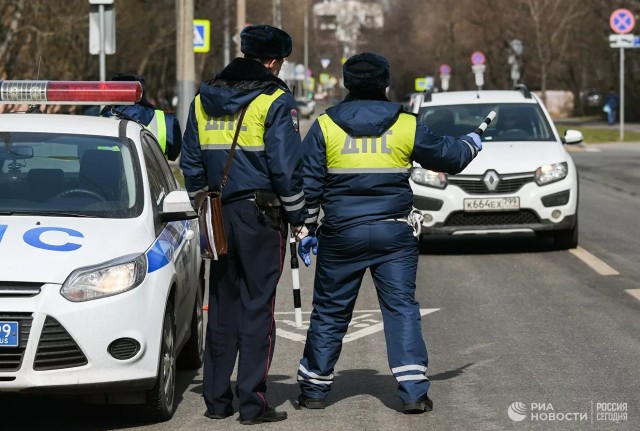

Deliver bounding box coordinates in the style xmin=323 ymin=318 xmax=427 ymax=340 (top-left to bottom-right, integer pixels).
xmin=584 ymin=147 xmax=601 ymax=152
xmin=275 ymin=308 xmax=439 ymax=343
xmin=569 ymin=246 xmax=619 ymax=276
xmin=625 ymin=289 xmax=640 ymax=302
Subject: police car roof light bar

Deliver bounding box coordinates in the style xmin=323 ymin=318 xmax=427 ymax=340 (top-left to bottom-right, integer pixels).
xmin=0 ymin=80 xmax=142 ymax=105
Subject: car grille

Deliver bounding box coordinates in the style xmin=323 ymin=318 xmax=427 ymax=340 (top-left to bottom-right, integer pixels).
xmin=0 ymin=312 xmax=33 ymax=372
xmin=108 ymin=338 xmax=141 ymax=360
xmin=413 ymin=195 xmax=444 ymax=211
xmin=449 ymin=173 xmax=534 ymax=194
xmin=33 ymin=316 xmax=88 ymax=371
xmin=0 ymin=282 xmax=42 ymax=297
xmin=444 ymin=210 xmax=540 ymax=227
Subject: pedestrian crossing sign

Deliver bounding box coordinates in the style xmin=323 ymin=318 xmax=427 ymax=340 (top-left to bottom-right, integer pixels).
xmin=193 ymin=19 xmax=210 ymax=53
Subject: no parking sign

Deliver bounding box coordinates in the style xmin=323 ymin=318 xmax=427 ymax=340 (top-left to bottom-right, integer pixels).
xmin=610 ymin=8 xmax=635 ymax=34
xmin=470 ymin=51 xmax=486 ymax=65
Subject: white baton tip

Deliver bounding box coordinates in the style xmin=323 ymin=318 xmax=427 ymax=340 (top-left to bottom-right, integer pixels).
xmin=295 ymin=309 xmax=303 ymax=328
xmin=487 ymin=111 xmax=497 ymax=121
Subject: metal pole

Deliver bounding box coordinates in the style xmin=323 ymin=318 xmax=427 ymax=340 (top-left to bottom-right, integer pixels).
xmin=304 ymin=0 xmax=309 ymax=76
xmin=236 ymin=0 xmax=246 ymax=58
xmin=176 ymin=0 xmax=196 ymax=135
xmin=620 ymin=47 xmax=625 ymax=141
xmin=275 ymin=0 xmax=282 ymax=28
xmin=99 ymin=4 xmax=106 ymax=81
xmin=224 ymin=0 xmax=230 ymax=65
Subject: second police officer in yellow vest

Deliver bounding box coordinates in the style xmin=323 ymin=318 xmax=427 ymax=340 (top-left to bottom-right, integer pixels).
xmin=296 ymin=52 xmax=482 ymax=414
xmin=101 ymin=74 xmax=182 ymax=161
xmin=180 ymin=24 xmax=307 ymax=425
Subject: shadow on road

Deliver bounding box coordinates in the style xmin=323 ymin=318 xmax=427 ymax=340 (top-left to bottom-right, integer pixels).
xmin=419 ymin=233 xmax=560 ymax=255
xmin=183 ymin=364 xmax=476 ymax=416
xmin=0 ymin=369 xmax=199 ymax=431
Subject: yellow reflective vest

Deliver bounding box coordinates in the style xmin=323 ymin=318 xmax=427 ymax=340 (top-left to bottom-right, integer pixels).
xmin=146 ymin=109 xmax=167 ymax=153
xmin=318 ymin=112 xmax=416 ymax=173
xmin=194 ymin=90 xmax=284 ymax=151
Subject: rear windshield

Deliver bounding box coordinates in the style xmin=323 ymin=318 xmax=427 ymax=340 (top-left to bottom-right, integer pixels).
xmin=418 ymin=103 xmax=556 ymax=142
xmin=0 ymin=132 xmax=143 ymax=218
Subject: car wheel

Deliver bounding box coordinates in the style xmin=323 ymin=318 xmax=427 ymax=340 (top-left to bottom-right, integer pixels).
xmin=178 ymin=269 xmax=205 ymax=370
xmin=553 ymin=219 xmax=578 ymax=250
xmin=145 ymin=302 xmax=176 ymax=422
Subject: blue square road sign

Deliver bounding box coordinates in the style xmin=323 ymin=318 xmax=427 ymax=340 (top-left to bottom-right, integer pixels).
xmin=194 ymin=19 xmax=210 ymax=53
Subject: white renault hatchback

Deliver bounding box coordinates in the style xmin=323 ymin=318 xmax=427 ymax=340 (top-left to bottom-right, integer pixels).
xmin=410 ymin=86 xmax=582 ymax=249
xmin=0 ymin=81 xmax=204 ymax=421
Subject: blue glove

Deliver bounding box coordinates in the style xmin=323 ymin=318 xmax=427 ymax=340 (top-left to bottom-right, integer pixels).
xmin=465 ymin=132 xmax=482 ymax=151
xmin=298 ymin=236 xmax=318 ymax=267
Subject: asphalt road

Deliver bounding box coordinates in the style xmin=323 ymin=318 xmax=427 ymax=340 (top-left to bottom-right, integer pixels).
xmin=2 ymin=133 xmax=640 ymax=430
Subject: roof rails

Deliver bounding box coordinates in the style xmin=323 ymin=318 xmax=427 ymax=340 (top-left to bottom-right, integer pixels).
xmin=514 ymin=84 xmax=531 ymax=99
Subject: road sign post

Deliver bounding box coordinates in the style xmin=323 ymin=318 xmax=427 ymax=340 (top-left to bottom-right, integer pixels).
xmin=439 ymin=64 xmax=451 ymax=91
xmin=88 ymin=0 xmax=115 ymax=81
xmin=609 ymin=8 xmax=635 ymax=141
xmin=470 ymin=51 xmax=486 ymax=91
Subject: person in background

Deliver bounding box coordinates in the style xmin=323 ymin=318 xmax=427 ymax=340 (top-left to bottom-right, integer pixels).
xmin=180 ymin=24 xmax=308 ymax=425
xmin=296 ymin=52 xmax=482 ymax=415
xmin=101 ymin=74 xmax=182 ymax=161
xmin=604 ymin=87 xmax=619 ymax=126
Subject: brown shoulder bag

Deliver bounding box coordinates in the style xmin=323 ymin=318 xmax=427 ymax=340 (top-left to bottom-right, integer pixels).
xmin=195 ymin=106 xmax=247 ymax=260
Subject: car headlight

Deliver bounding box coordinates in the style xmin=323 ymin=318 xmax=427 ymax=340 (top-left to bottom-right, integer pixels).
xmin=410 ymin=168 xmax=447 ymax=189
xmin=535 ymin=162 xmax=568 ymax=186
xmin=61 ymin=254 xmax=147 ymax=302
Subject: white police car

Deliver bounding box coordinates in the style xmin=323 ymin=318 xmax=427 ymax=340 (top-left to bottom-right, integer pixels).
xmin=0 ymin=81 xmax=203 ymax=421
xmin=410 ymin=86 xmax=582 ymax=249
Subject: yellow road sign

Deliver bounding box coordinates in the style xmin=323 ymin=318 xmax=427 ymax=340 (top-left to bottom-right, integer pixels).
xmin=194 ymin=19 xmax=210 ymax=53
xmin=415 ymin=77 xmax=427 ymax=91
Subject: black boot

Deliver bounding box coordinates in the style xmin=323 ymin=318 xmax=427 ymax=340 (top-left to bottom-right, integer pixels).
xmin=204 ymin=405 xmax=234 ymax=419
xmin=240 ymin=406 xmax=288 ymax=425
xmin=403 ymin=396 xmax=433 ymax=414
xmin=298 ymin=393 xmax=327 ymax=409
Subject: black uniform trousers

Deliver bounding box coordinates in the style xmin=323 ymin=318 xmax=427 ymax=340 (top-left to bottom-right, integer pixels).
xmin=203 ymin=199 xmax=286 ymax=420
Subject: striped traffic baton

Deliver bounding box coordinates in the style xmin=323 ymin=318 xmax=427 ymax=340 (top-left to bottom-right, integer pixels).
xmin=475 ymin=111 xmax=497 ymax=135
xmin=289 ymin=233 xmax=303 ymax=328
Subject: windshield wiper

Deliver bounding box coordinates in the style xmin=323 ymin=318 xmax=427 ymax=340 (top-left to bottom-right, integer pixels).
xmin=0 ymin=211 xmax=95 ymax=218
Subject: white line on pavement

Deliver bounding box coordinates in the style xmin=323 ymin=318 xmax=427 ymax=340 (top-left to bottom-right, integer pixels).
xmin=275 ymin=308 xmax=439 ymax=343
xmin=569 ymin=246 xmax=619 ymax=276
xmin=625 ymin=289 xmax=640 ymax=302
xmin=274 ymin=309 xmax=419 ymax=314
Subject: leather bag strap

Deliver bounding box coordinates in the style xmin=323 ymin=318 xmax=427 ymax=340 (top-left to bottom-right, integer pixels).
xmin=219 ymin=106 xmax=248 ymax=192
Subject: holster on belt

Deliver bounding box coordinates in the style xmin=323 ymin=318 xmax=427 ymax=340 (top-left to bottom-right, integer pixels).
xmin=254 ymin=190 xmax=284 ymax=229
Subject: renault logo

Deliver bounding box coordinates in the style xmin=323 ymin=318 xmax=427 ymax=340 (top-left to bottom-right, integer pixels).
xmin=483 ymin=170 xmax=500 ymax=191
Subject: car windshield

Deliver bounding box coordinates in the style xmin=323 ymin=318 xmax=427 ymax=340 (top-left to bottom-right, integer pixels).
xmin=418 ymin=103 xmax=555 ymax=142
xmin=0 ymin=132 xmax=143 ymax=218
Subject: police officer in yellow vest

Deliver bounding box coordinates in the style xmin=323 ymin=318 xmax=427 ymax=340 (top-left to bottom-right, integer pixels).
xmin=296 ymin=52 xmax=482 ymax=414
xmin=101 ymin=74 xmax=182 ymax=161
xmin=180 ymin=24 xmax=308 ymax=425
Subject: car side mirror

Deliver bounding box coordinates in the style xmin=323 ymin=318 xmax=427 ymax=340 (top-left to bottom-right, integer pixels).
xmin=561 ymin=129 xmax=583 ymax=145
xmin=159 ymin=190 xmax=198 ymax=222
